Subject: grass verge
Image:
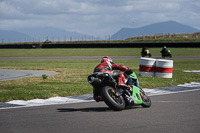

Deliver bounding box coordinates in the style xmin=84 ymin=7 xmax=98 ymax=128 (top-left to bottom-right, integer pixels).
xmin=0 ymin=59 xmax=200 ymax=102
xmin=0 ymin=48 xmax=200 ymax=57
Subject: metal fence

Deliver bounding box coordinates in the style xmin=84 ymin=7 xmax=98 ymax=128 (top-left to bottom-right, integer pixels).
xmin=1 ymin=32 xmax=200 ymax=44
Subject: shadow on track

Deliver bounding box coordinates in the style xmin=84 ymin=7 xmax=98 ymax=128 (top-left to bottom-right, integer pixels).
xmin=57 ymin=107 xmax=111 ymax=112
xmin=57 ymin=106 xmax=140 ymax=112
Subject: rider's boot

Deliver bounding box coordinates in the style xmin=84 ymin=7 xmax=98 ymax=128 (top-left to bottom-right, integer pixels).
xmin=118 ymin=73 xmax=134 ymax=105
xmin=124 ymin=94 xmax=134 ymax=106
xmin=118 ymin=84 xmax=133 ymax=93
xmin=118 ymin=85 xmax=134 ymax=106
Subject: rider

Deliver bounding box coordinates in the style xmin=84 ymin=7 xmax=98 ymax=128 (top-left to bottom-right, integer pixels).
xmin=93 ymin=56 xmax=134 ymax=104
xmin=161 ymin=46 xmax=168 ymax=55
xmin=141 ymin=46 xmax=147 ymax=54
xmin=141 ymin=46 xmax=150 ymax=55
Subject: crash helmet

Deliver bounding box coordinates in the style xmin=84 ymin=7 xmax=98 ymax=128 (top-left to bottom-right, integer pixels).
xmin=101 ymin=56 xmax=112 ymax=63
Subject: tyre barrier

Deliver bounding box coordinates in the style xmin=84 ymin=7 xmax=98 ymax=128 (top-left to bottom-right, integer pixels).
xmin=155 ymin=59 xmax=173 ymax=78
xmin=139 ymin=57 xmax=173 ymax=78
xmin=139 ymin=57 xmax=156 ymax=77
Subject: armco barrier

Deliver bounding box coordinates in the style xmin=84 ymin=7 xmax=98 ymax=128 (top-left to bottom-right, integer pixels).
xmin=155 ymin=59 xmax=173 ymax=78
xmin=139 ymin=57 xmax=173 ymax=78
xmin=41 ymin=42 xmax=200 ymax=48
xmin=1 ymin=42 xmax=199 ymax=49
xmin=0 ymin=44 xmax=40 ymax=49
xmin=139 ymin=57 xmax=156 ymax=77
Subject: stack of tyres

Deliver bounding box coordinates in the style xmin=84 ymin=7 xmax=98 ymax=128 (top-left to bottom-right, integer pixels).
xmin=155 ymin=59 xmax=173 ymax=78
xmin=139 ymin=57 xmax=156 ymax=77
xmin=139 ymin=57 xmax=173 ymax=78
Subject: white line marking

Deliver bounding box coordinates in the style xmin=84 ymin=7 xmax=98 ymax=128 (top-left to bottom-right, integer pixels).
xmin=1 ymin=82 xmax=200 ymax=110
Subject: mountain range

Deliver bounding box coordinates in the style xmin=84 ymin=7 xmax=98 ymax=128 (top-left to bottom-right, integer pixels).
xmin=0 ymin=27 xmax=95 ymax=43
xmin=0 ymin=20 xmax=199 ymax=43
xmin=111 ymin=20 xmax=199 ymax=40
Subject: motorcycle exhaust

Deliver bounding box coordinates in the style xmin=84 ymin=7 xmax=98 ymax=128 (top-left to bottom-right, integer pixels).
xmin=88 ymin=76 xmax=102 ymax=86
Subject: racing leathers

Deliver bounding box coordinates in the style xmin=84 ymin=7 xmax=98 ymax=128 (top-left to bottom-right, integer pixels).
xmin=93 ymin=60 xmax=133 ymax=102
xmin=161 ymin=47 xmax=168 ymax=55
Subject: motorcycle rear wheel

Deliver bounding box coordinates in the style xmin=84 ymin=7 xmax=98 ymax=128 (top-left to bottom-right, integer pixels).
xmin=101 ymin=86 xmax=125 ymax=111
xmin=141 ymin=53 xmax=145 ymax=57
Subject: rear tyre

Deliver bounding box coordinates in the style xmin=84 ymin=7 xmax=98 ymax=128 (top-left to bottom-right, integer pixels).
xmin=140 ymin=89 xmax=151 ymax=108
xmin=141 ymin=53 xmax=145 ymax=57
xmin=101 ymin=86 xmax=125 ymax=111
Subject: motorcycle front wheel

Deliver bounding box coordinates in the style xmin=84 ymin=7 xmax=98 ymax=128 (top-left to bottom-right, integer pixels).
xmin=140 ymin=89 xmax=151 ymax=108
xmin=101 ymin=86 xmax=125 ymax=111
xmin=148 ymin=53 xmax=152 ymax=57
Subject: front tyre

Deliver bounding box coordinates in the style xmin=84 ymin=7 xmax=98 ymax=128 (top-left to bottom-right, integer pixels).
xmin=140 ymin=89 xmax=151 ymax=108
xmin=148 ymin=53 xmax=152 ymax=57
xmin=101 ymin=86 xmax=125 ymax=111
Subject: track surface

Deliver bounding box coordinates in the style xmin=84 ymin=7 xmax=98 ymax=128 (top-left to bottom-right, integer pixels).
xmin=0 ymin=69 xmax=58 ymax=81
xmin=0 ymin=56 xmax=199 ymax=133
xmin=0 ymin=90 xmax=200 ymax=133
xmin=0 ymin=56 xmax=200 ymax=60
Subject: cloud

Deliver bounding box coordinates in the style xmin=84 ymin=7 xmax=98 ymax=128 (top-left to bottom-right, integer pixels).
xmin=0 ymin=0 xmax=199 ymax=37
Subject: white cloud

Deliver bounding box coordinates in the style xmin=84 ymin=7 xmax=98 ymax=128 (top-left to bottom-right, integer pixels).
xmin=0 ymin=0 xmax=199 ymax=37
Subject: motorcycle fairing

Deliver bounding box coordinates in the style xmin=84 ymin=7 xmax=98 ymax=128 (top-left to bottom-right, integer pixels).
xmin=131 ymin=86 xmax=143 ymax=104
xmin=127 ymin=72 xmax=143 ymax=104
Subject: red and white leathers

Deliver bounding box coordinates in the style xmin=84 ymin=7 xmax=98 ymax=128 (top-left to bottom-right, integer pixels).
xmin=93 ymin=59 xmax=132 ymax=101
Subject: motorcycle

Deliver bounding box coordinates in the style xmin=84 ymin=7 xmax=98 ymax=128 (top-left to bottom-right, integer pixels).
xmin=88 ymin=71 xmax=151 ymax=111
xmin=141 ymin=50 xmax=152 ymax=57
xmin=160 ymin=50 xmax=172 ymax=58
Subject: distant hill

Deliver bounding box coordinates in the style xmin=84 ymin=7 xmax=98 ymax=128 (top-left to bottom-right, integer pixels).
xmin=0 ymin=30 xmax=31 ymax=43
xmin=18 ymin=27 xmax=94 ymax=42
xmin=111 ymin=20 xmax=200 ymax=40
xmin=0 ymin=27 xmax=97 ymax=43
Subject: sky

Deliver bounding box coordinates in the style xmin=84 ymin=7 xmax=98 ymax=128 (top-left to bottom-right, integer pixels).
xmin=0 ymin=0 xmax=200 ymax=37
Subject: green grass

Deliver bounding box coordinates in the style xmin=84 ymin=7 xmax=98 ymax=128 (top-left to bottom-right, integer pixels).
xmin=0 ymin=58 xmax=200 ymax=102
xmin=0 ymin=48 xmax=199 ymax=102
xmin=0 ymin=48 xmax=200 ymax=57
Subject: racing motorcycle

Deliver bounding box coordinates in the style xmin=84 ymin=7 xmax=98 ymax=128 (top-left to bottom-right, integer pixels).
xmin=160 ymin=50 xmax=172 ymax=58
xmin=141 ymin=49 xmax=152 ymax=57
xmin=88 ymin=71 xmax=151 ymax=111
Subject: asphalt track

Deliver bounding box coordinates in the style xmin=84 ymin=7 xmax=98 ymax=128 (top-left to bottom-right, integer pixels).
xmin=0 ymin=56 xmax=199 ymax=133
xmin=0 ymin=69 xmax=58 ymax=81
xmin=0 ymin=90 xmax=200 ymax=133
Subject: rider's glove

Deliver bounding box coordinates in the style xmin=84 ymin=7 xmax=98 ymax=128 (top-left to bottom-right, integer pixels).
xmin=125 ymin=69 xmax=133 ymax=75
